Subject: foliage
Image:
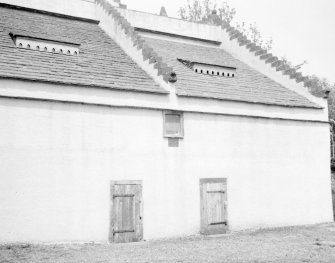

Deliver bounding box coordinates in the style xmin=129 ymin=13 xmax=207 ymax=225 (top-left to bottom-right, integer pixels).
xmin=281 ymin=56 xmax=335 ymax=118
xmin=326 ymin=82 xmax=335 ymax=120
xmin=307 ymin=75 xmax=332 ymax=98
xmin=235 ymin=22 xmax=273 ymax=51
xmin=178 ymin=0 xmax=236 ymax=24
xmin=178 ymin=0 xmax=272 ymax=50
xmin=178 ymin=0 xmax=203 ymax=22
xmin=331 ymin=158 xmax=335 ymax=171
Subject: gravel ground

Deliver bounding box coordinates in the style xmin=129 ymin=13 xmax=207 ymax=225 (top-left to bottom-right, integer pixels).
xmin=2 ymin=223 xmax=335 ymax=263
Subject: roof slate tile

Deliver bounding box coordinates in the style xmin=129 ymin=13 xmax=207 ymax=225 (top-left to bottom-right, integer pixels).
xmin=142 ymin=37 xmax=319 ymax=108
xmin=0 ymin=6 xmax=167 ymax=94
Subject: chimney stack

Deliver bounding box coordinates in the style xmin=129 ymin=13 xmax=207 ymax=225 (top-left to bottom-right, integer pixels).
xmin=159 ymin=6 xmax=168 ymax=17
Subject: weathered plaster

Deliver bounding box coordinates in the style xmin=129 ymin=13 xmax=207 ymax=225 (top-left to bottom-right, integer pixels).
xmin=0 ymin=0 xmax=332 ymax=243
xmin=0 ymin=79 xmax=328 ymax=122
xmin=0 ymin=97 xmax=332 ymax=242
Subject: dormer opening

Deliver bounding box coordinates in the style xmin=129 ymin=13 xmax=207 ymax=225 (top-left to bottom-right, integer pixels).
xmin=178 ymin=58 xmax=237 ymax=78
xmin=11 ymin=34 xmax=80 ymax=56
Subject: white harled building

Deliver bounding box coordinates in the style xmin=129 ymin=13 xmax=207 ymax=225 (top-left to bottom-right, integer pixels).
xmin=0 ymin=0 xmax=332 ymax=243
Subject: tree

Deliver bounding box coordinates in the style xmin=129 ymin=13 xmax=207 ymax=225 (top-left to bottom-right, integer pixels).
xmin=311 ymin=76 xmax=335 ymax=119
xmin=178 ymin=0 xmax=236 ymax=24
xmin=280 ymin=57 xmax=335 ymax=118
xmin=235 ymin=22 xmax=273 ymax=51
xmin=329 ymin=89 xmax=335 ymax=120
xmin=178 ymin=0 xmax=272 ymax=51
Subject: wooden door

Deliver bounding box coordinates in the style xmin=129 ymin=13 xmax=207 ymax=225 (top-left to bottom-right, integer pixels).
xmin=109 ymin=181 xmax=143 ymax=243
xmin=200 ymin=178 xmax=228 ymax=235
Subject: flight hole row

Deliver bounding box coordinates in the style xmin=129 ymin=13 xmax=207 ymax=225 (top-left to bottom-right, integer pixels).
xmin=194 ymin=68 xmax=235 ymax=78
xmin=18 ymin=43 xmax=78 ymax=55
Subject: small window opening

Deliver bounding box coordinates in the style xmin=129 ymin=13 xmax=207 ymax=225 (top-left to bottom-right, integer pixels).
xmin=163 ymin=111 xmax=184 ymax=139
xmin=13 ymin=35 xmax=80 ymax=56
xmin=178 ymin=59 xmax=237 ymax=78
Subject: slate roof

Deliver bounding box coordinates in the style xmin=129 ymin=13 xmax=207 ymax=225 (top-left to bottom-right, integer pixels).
xmin=0 ymin=5 xmax=167 ymax=94
xmin=0 ymin=3 xmax=321 ymax=109
xmin=142 ymin=37 xmax=319 ymax=108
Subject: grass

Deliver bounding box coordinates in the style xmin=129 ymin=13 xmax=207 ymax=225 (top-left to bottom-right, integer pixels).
xmin=1 ymin=223 xmax=335 ymax=262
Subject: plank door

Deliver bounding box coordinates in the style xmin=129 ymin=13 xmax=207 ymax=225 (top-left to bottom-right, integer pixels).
xmin=200 ymin=178 xmax=228 ymax=235
xmin=109 ymin=181 xmax=143 ymax=243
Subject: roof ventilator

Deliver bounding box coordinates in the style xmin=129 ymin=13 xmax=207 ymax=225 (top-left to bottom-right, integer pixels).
xmin=178 ymin=59 xmax=236 ymax=78
xmin=11 ymin=34 xmax=80 ymax=56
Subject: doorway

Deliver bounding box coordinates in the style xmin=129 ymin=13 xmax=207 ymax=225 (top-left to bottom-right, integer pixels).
xmin=200 ymin=178 xmax=228 ymax=235
xmin=109 ymin=180 xmax=143 ymax=243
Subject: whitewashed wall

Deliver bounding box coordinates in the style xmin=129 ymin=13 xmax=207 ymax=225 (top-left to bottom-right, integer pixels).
xmin=0 ymin=96 xmax=332 ymax=242
xmin=0 ymin=0 xmax=332 ymax=243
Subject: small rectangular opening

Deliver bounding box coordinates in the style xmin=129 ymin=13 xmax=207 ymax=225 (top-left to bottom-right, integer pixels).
xmin=163 ymin=111 xmax=184 ymax=138
xmin=11 ymin=34 xmax=80 ymax=56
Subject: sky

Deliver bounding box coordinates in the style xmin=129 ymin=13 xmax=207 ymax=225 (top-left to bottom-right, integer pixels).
xmin=122 ymin=0 xmax=335 ymax=84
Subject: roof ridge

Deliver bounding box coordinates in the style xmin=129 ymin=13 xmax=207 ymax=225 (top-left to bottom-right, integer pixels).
xmin=95 ymin=0 xmax=177 ymax=83
xmin=221 ymin=21 xmax=330 ymax=99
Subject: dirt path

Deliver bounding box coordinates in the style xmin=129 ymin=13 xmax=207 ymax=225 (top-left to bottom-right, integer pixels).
xmin=2 ymin=223 xmax=335 ymax=263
